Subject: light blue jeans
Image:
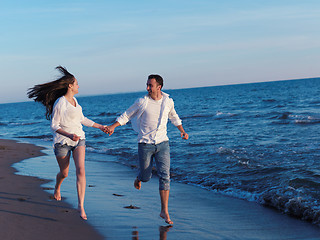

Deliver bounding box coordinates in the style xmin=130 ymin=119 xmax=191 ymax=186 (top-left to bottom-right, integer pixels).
xmin=137 ymin=141 xmax=170 ymax=190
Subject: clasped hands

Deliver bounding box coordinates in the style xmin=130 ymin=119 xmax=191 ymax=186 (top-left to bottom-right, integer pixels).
xmin=99 ymin=125 xmax=114 ymax=136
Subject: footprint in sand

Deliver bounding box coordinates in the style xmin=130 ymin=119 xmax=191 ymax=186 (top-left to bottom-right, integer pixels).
xmin=124 ymin=205 xmax=140 ymax=209
xmin=113 ymin=193 xmax=124 ymax=197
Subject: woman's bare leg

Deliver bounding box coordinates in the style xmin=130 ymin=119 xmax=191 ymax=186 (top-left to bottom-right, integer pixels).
xmin=73 ymin=145 xmax=87 ymax=220
xmin=54 ymin=155 xmax=70 ymax=201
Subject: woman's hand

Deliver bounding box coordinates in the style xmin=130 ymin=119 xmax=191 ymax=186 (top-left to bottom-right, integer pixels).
xmin=93 ymin=123 xmax=110 ymax=134
xmin=69 ymin=134 xmax=80 ymax=141
xmin=98 ymin=124 xmax=108 ymax=133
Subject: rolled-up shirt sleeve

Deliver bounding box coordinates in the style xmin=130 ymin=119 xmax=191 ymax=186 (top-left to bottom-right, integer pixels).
xmin=81 ymin=116 xmax=95 ymax=127
xmin=168 ymin=100 xmax=182 ymax=126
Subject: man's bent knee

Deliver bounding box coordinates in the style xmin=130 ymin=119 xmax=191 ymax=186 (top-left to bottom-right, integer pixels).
xmin=139 ymin=175 xmax=151 ymax=183
xmin=159 ymin=178 xmax=170 ymax=191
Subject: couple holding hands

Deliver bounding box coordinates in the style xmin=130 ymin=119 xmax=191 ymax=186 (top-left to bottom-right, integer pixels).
xmin=28 ymin=66 xmax=188 ymax=224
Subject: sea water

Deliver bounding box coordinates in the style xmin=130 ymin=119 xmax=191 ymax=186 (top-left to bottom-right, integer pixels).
xmin=1 ymin=78 xmax=320 ymax=226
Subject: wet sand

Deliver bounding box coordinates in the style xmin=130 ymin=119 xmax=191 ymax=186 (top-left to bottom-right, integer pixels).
xmin=3 ymin=138 xmax=320 ymax=239
xmin=0 ymin=139 xmax=103 ymax=240
xmin=81 ymin=159 xmax=320 ymax=240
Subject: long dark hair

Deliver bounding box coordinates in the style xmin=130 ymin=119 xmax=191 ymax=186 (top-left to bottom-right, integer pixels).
xmin=27 ymin=66 xmax=75 ymax=120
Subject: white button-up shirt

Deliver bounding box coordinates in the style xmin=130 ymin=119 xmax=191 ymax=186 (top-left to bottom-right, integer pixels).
xmin=116 ymin=92 xmax=182 ymax=144
xmin=51 ymin=96 xmax=94 ymax=146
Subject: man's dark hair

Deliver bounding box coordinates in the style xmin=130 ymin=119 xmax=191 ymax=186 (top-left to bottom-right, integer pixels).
xmin=148 ymin=74 xmax=163 ymax=89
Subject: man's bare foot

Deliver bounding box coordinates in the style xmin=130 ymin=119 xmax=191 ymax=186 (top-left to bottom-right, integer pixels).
xmin=134 ymin=177 xmax=141 ymax=190
xmin=53 ymin=187 xmax=61 ymax=201
xmin=78 ymin=206 xmax=87 ymax=220
xmin=160 ymin=212 xmax=173 ymax=225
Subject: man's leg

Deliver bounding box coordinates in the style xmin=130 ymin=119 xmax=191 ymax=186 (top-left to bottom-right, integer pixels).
xmin=154 ymin=141 xmax=173 ymax=225
xmin=159 ymin=190 xmax=173 ymax=225
xmin=135 ymin=143 xmax=155 ymax=189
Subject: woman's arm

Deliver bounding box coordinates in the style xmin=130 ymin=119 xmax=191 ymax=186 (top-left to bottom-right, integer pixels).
xmin=81 ymin=111 xmax=107 ymax=133
xmin=92 ymin=122 xmax=108 ymax=132
xmin=56 ymin=128 xmax=80 ymax=141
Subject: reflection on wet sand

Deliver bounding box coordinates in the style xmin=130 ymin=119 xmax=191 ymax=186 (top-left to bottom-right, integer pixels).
xmin=159 ymin=226 xmax=172 ymax=240
xmin=132 ymin=227 xmax=138 ymax=240
xmin=131 ymin=225 xmax=172 ymax=240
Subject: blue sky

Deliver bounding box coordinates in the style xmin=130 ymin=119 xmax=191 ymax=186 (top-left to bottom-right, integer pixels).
xmin=1 ymin=0 xmax=320 ymax=103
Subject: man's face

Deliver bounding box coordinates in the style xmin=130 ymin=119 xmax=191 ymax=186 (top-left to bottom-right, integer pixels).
xmin=146 ymin=78 xmax=161 ymax=96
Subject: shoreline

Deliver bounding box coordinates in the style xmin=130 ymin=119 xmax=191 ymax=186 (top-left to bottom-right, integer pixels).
xmin=3 ymin=138 xmax=320 ymax=239
xmin=0 ymin=139 xmax=103 ymax=240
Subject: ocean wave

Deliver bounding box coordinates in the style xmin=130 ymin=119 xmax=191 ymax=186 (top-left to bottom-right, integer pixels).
xmin=9 ymin=122 xmax=42 ymax=126
xmin=187 ymin=143 xmax=208 ymax=147
xmin=86 ymin=147 xmax=110 ymax=154
xmin=177 ymin=173 xmax=320 ymax=226
xmin=261 ymin=192 xmax=320 ymax=225
xmin=214 ymin=111 xmax=237 ymax=119
xmin=263 ymin=99 xmax=277 ymax=103
xmin=270 ymin=112 xmax=320 ymax=125
xmin=97 ymin=112 xmax=119 ymax=117
xmin=86 ymin=146 xmax=137 ymax=163
xmin=291 ymin=114 xmax=320 ymax=125
xmin=181 ymin=111 xmax=236 ymax=120
xmin=215 ymin=146 xmax=236 ymax=155
xmin=17 ymin=135 xmax=52 ymax=140
xmin=310 ymin=100 xmax=320 ymax=105
xmin=272 ymin=104 xmax=286 ymax=109
xmin=180 ymin=113 xmax=213 ymax=120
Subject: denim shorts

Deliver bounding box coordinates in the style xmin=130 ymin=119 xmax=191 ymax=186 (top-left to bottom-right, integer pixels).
xmin=137 ymin=141 xmax=170 ymax=190
xmin=54 ymin=139 xmax=86 ymax=158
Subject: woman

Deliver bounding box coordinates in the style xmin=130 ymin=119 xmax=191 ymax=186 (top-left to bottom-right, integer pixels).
xmin=28 ymin=66 xmax=106 ymax=220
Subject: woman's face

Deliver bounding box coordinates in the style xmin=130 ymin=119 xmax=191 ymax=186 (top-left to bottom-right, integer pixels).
xmin=69 ymin=78 xmax=79 ymax=94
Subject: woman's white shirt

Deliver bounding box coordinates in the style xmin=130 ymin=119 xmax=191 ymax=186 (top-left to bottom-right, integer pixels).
xmin=51 ymin=96 xmax=94 ymax=146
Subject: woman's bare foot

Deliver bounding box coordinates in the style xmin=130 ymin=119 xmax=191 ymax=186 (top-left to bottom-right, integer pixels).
xmin=134 ymin=177 xmax=141 ymax=190
xmin=160 ymin=212 xmax=173 ymax=225
xmin=78 ymin=206 xmax=87 ymax=220
xmin=53 ymin=187 xmax=61 ymax=201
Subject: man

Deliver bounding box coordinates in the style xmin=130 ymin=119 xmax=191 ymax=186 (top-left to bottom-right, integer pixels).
xmin=106 ymin=74 xmax=188 ymax=225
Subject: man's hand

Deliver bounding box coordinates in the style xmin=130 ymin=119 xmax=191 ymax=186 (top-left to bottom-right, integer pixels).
xmin=181 ymin=132 xmax=189 ymax=140
xmin=105 ymin=125 xmax=115 ymax=136
xmin=177 ymin=125 xmax=188 ymax=140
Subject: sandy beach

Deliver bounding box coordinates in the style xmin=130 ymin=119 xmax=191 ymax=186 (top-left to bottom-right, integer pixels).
xmin=0 ymin=139 xmax=103 ymax=240
xmin=2 ymin=138 xmax=320 ymax=239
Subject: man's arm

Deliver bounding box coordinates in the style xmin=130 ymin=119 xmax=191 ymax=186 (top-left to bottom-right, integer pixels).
xmin=167 ymin=99 xmax=188 ymax=140
xmin=105 ymin=97 xmax=144 ymax=136
xmin=177 ymin=125 xmax=189 ymax=140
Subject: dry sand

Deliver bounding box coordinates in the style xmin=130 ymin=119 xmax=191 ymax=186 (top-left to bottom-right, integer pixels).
xmin=0 ymin=139 xmax=103 ymax=240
